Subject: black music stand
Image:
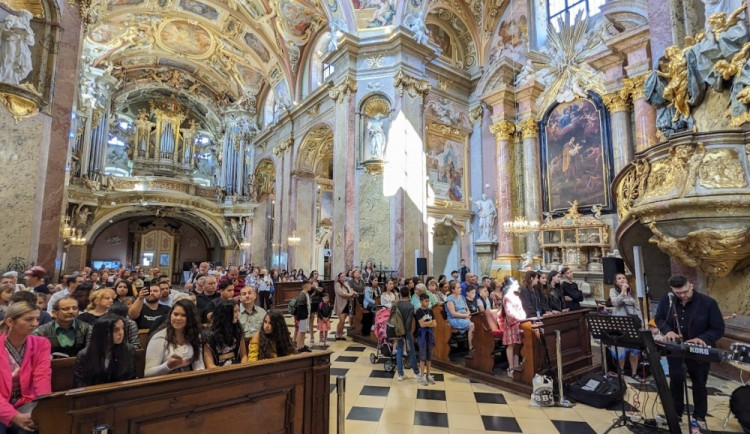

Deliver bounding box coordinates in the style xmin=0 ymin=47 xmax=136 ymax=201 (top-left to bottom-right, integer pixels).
xmin=586 ymin=314 xmax=681 ymax=434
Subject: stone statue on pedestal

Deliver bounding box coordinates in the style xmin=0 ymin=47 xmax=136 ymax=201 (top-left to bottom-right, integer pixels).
xmin=367 ymin=114 xmax=386 ymax=159
xmin=0 ymin=10 xmax=35 ymax=85
xmin=473 ymin=193 xmax=497 ymax=242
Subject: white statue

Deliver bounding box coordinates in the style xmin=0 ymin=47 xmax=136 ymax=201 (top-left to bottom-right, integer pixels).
xmin=0 ymin=10 xmax=35 ymax=85
xmin=404 ymin=11 xmax=429 ymax=45
xmin=521 ymin=252 xmax=533 ymax=270
xmin=514 ymin=59 xmax=536 ymax=87
xmin=473 ymin=193 xmax=497 ymax=241
xmin=701 ymin=0 xmax=745 ymax=28
xmin=367 ymin=114 xmax=386 ymax=159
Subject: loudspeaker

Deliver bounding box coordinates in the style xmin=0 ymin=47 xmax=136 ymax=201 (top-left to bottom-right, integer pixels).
xmin=416 ymin=258 xmax=427 ymax=276
xmin=603 ymin=257 xmax=625 ymax=285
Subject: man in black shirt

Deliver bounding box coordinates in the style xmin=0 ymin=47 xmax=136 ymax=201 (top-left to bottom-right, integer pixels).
xmin=395 ymin=287 xmax=420 ymax=381
xmin=128 ymin=283 xmax=170 ymax=329
xmin=654 ymin=275 xmax=725 ymax=428
xmin=24 ymin=266 xmax=48 ymax=294
xmin=459 ymin=259 xmax=470 ymax=283
xmin=196 ymin=274 xmax=220 ymax=322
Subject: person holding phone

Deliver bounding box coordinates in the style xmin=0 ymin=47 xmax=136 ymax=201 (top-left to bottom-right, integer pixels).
xmin=609 ymin=273 xmax=644 ymax=381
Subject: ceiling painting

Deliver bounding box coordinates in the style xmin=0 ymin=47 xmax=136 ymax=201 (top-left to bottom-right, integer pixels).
xmin=351 ymin=0 xmax=395 ymax=29
xmin=158 ymin=20 xmax=214 ymax=57
xmin=87 ymin=23 xmax=128 ymax=45
xmin=178 ymin=0 xmax=219 ymax=20
xmin=244 ymin=33 xmax=271 ymax=63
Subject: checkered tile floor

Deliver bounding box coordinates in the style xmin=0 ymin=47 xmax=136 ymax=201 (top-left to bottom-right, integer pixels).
xmin=285 ymin=316 xmax=745 ymax=433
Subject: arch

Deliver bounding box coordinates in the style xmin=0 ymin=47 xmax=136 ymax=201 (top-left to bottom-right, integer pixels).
xmin=299 ymin=29 xmax=333 ymax=98
xmin=84 ymin=205 xmax=231 ymax=248
xmin=423 ymin=4 xmax=480 ymax=71
xmin=296 ymin=124 xmax=333 ymax=177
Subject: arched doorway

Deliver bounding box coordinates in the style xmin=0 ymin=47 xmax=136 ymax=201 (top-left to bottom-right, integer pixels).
xmin=430 ymin=216 xmax=464 ymax=278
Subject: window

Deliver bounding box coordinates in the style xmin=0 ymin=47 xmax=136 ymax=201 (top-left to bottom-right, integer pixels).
xmin=322 ymin=63 xmax=334 ymax=81
xmin=548 ymin=0 xmax=607 ymax=29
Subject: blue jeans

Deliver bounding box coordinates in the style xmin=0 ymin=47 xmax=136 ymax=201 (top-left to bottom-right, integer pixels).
xmin=396 ymin=334 xmax=419 ymax=376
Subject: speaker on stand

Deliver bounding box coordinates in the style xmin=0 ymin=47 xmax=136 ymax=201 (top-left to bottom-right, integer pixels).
xmin=416 ymin=257 xmax=427 ymax=277
xmin=603 ymin=257 xmax=625 ymax=285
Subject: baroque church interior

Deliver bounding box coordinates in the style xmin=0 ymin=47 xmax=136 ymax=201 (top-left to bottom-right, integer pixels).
xmin=2 ymin=0 xmax=750 ymax=431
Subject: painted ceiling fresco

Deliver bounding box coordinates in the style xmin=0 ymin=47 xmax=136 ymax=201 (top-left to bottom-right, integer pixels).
xmin=82 ymin=0 xmax=512 ymax=133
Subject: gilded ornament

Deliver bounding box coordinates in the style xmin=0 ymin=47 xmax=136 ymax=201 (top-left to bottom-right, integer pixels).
xmin=602 ymin=91 xmax=630 ymax=112
xmin=363 ymin=97 xmax=389 ymax=117
xmin=621 ymin=74 xmax=648 ymax=100
xmin=698 ymin=149 xmax=748 ymax=189
xmin=647 ymin=223 xmax=750 ymax=277
xmin=643 ymin=159 xmax=675 ymax=199
xmin=0 ymin=89 xmax=39 ymax=123
xmin=393 ymin=70 xmax=431 ymax=102
xmin=656 ymin=43 xmax=696 ymax=122
xmin=714 ymin=42 xmax=750 ymax=81
xmin=1 ymin=0 xmax=44 ymax=17
xmin=517 ymin=118 xmax=538 ymax=139
xmin=328 ymin=77 xmax=357 ymax=103
xmin=489 ymin=120 xmax=515 ymax=141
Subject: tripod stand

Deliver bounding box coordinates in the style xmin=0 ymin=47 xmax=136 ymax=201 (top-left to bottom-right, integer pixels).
xmin=587 ymin=314 xmax=681 ymax=434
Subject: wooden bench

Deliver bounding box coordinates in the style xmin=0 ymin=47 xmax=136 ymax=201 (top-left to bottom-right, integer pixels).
xmin=465 ymin=309 xmax=505 ymax=373
xmin=35 ymin=351 xmax=332 ymax=434
xmin=51 ymin=349 xmax=147 ymax=392
xmin=517 ymin=309 xmax=594 ymax=385
xmin=431 ymin=304 xmax=454 ymax=362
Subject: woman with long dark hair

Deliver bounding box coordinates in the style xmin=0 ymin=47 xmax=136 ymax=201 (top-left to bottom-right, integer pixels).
xmin=74 ymin=313 xmax=136 ymax=387
xmin=247 ymin=310 xmax=296 ymax=361
xmin=609 ymin=273 xmax=644 ymax=380
xmin=144 ymin=299 xmax=204 ymax=376
xmin=519 ymin=271 xmax=542 ymax=318
xmin=333 ymin=272 xmax=355 ymax=340
xmin=203 ymin=301 xmax=247 ymax=367
xmin=546 ymin=271 xmax=567 ymax=313
xmin=0 ymin=302 xmax=50 ymax=433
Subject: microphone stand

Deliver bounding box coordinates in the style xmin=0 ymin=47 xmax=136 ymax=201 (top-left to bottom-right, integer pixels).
xmin=671 ymin=296 xmax=693 ymax=426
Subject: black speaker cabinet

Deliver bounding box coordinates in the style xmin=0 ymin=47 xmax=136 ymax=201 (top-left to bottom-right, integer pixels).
xmin=603 ymin=257 xmax=625 ymax=285
xmin=416 ymin=258 xmax=427 ymax=276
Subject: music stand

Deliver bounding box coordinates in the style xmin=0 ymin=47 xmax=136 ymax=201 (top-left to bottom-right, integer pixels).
xmin=586 ymin=314 xmax=681 ymax=434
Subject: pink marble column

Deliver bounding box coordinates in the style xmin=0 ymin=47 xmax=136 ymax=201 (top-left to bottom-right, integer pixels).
xmin=38 ymin=6 xmax=84 ymax=275
xmin=633 ymin=95 xmax=658 ymax=152
xmin=490 ymin=120 xmax=515 ymax=256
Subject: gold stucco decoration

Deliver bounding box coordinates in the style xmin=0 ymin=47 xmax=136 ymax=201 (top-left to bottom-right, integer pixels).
xmin=489 ymin=120 xmax=515 ymax=141
xmin=1 ymin=0 xmax=44 ymax=17
xmin=0 ymin=84 xmax=42 ymax=124
xmin=698 ymin=148 xmax=748 ymax=189
xmin=516 ymin=118 xmax=538 ymax=139
xmin=602 ymin=91 xmax=630 ymax=112
xmin=363 ymin=97 xmax=389 ymax=117
xmin=328 ymin=77 xmax=357 ymax=103
xmin=647 ymin=223 xmax=750 ymax=277
xmin=393 ymin=70 xmax=430 ymax=102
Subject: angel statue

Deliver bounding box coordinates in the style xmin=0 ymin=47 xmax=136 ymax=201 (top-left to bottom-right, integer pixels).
xmin=520 ymin=252 xmax=533 ymax=270
xmin=591 ymin=204 xmax=603 ymax=219
xmin=0 ymin=10 xmax=35 ymax=85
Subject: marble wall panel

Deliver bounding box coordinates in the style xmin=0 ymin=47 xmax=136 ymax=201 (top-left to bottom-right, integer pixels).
xmin=708 ymin=267 xmax=750 ymax=316
xmin=293 ymin=177 xmax=315 ymax=272
xmin=0 ymin=109 xmax=44 ymax=270
xmin=358 ymin=172 xmax=390 ymax=268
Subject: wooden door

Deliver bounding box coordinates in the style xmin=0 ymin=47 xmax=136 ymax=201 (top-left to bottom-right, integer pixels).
xmin=140 ymin=229 xmax=173 ymax=278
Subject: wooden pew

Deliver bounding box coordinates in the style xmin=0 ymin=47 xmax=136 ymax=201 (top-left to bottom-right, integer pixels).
xmin=273 ymin=280 xmax=335 ymax=312
xmin=432 ymin=304 xmax=452 ymax=362
xmin=35 ymin=351 xmax=332 ymax=434
xmin=465 ymin=309 xmax=504 ymax=373
xmin=51 ymin=349 xmax=147 ymax=392
xmin=517 ymin=309 xmax=594 ymax=385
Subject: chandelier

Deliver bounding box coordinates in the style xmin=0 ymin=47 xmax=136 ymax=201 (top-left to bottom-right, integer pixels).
xmin=61 ymin=218 xmax=87 ymax=246
xmin=502 ymin=216 xmax=540 ymax=235
xmin=287 ymin=230 xmax=300 ymax=246
xmin=239 ymin=240 xmax=251 ymax=249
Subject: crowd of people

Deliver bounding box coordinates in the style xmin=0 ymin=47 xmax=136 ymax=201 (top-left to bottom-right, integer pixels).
xmin=0 ymin=258 xmax=726 ymax=433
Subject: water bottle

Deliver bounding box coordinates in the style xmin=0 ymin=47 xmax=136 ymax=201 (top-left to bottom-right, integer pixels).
xmin=689 ymin=419 xmax=700 ymax=434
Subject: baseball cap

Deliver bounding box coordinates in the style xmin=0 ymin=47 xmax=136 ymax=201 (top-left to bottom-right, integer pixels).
xmin=24 ymin=266 xmax=46 ymax=278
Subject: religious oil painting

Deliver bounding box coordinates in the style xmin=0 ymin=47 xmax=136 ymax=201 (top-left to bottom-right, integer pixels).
xmin=178 ymin=0 xmax=219 ymax=20
xmin=87 ymin=24 xmax=127 ymax=44
xmin=540 ymin=96 xmax=613 ymax=214
xmin=159 ymin=20 xmax=212 ymax=56
xmin=426 ymin=125 xmax=468 ymax=209
xmin=427 ymin=23 xmax=452 ymax=58
xmin=352 ymin=0 xmax=396 ymax=29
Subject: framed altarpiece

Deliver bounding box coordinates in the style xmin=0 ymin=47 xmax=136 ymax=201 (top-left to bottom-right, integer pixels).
xmin=539 ymin=93 xmax=615 ymax=215
xmin=425 ymin=122 xmax=469 ymax=210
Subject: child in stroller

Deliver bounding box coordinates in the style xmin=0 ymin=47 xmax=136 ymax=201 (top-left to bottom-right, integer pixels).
xmin=369 ymin=305 xmax=411 ymax=372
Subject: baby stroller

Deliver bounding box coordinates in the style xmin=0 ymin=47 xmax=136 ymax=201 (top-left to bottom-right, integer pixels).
xmin=369 ymin=306 xmax=411 ymax=372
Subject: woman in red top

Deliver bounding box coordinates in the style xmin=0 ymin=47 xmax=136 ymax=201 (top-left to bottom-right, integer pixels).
xmin=0 ymin=301 xmax=51 ymax=433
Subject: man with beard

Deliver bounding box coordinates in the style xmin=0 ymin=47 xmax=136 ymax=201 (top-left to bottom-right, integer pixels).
xmin=128 ymin=283 xmax=170 ymax=329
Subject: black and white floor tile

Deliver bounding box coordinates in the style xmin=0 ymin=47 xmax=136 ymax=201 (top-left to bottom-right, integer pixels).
xmin=284 ymin=316 xmax=744 ymax=433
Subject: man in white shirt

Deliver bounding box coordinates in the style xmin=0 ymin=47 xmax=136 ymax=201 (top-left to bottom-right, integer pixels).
xmin=47 ymin=274 xmax=84 ymax=313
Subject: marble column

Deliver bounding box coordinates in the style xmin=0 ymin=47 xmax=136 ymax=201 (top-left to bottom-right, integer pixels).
xmin=391 ymin=71 xmax=430 ymax=277
xmin=328 ymin=77 xmax=358 ymax=273
xmin=518 ymin=119 xmax=542 ymax=255
xmin=602 ymin=91 xmax=634 ymax=173
xmin=489 ymin=120 xmax=515 ymax=256
xmin=291 ymin=170 xmax=316 ymax=272
xmin=624 ymin=74 xmax=658 ymax=152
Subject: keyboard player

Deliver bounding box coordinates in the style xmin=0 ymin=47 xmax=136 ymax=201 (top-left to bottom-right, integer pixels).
xmin=654 ymin=275 xmax=725 ymax=429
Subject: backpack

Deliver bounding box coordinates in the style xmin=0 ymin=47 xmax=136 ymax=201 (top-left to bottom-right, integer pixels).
xmin=386 ymin=306 xmax=405 ymax=338
xmin=287 ymin=297 xmax=298 ymax=316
